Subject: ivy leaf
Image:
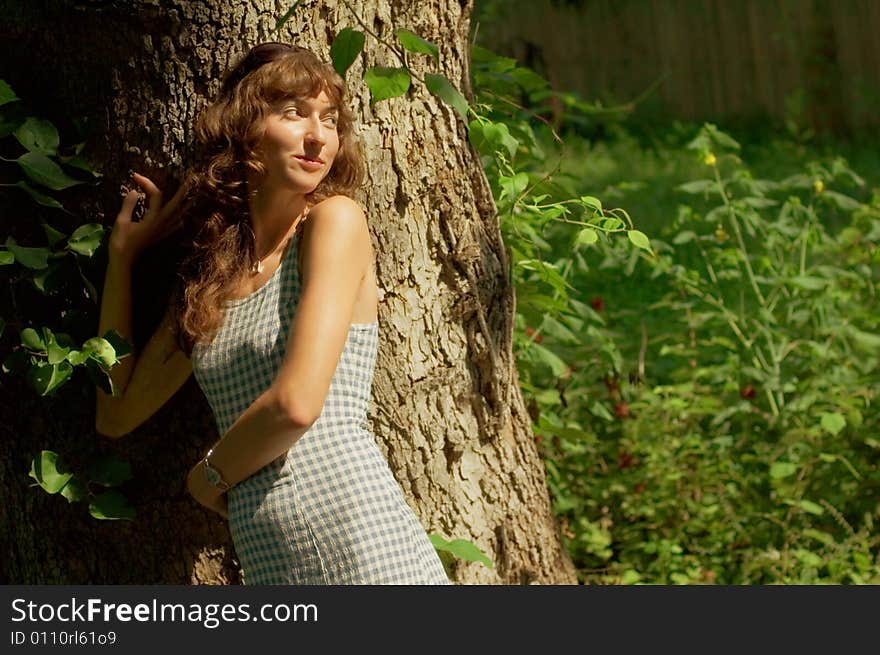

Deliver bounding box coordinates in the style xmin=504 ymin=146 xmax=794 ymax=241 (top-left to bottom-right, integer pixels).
xmin=0 ymin=79 xmax=19 ymax=106
xmin=42 ymin=223 xmax=67 ymax=247
xmin=17 ymin=152 xmax=84 ymax=191
xmin=330 ymin=28 xmax=365 ymax=78
xmin=29 ymin=450 xmax=74 ymax=494
xmin=274 ymin=0 xmax=303 ymax=31
xmin=26 ymin=360 xmax=73 ymax=395
xmin=82 ymin=336 xmax=118 ymax=369
xmin=102 ymin=329 xmax=134 ymax=359
xmin=14 ymin=117 xmax=60 ymax=155
xmin=468 ymin=120 xmax=519 ymax=159
xmin=13 ymin=181 xmax=64 ymax=209
xmin=21 ymin=327 xmax=45 ymax=351
xmin=89 ymin=490 xmax=136 ymax=521
xmin=627 ymin=229 xmax=652 ymax=252
xmin=429 ymin=534 xmax=493 ymax=569
xmin=395 ymin=29 xmax=439 ymax=61
xmin=498 ymin=172 xmax=528 ymax=202
xmin=67 ymin=223 xmax=105 ymax=257
xmin=4 ymin=237 xmax=50 ymax=269
xmin=363 ymin=66 xmax=411 ymax=105
xmin=59 ymin=477 xmax=87 ymax=503
xmin=424 ymin=73 xmax=468 ymax=121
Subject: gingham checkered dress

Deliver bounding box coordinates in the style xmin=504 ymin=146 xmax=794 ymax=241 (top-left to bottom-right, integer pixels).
xmin=191 ymin=227 xmax=450 ymax=585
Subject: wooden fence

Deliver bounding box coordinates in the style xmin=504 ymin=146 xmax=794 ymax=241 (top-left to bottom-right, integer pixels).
xmin=478 ymin=0 xmax=880 ymax=132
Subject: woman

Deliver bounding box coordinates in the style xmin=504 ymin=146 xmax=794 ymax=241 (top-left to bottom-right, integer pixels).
xmin=95 ymin=42 xmax=451 ymax=585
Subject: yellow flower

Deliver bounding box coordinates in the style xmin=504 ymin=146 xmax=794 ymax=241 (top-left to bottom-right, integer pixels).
xmin=714 ymin=225 xmax=728 ymax=243
xmin=704 ymin=152 xmax=717 ymax=167
xmin=813 ymin=179 xmax=825 ymax=194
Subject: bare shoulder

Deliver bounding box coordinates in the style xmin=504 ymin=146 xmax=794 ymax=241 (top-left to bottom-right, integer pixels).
xmin=306 ymin=195 xmax=367 ymax=227
xmin=300 ymin=195 xmax=370 ymax=270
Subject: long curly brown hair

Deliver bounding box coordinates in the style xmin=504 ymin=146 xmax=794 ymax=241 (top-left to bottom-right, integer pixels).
xmin=170 ymin=43 xmax=365 ymax=356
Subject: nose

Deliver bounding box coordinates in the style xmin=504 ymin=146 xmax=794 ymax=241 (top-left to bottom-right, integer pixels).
xmin=303 ymin=115 xmax=327 ymax=147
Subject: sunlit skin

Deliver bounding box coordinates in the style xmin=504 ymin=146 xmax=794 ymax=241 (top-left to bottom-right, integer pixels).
xmin=247 ymin=89 xmax=341 ymax=261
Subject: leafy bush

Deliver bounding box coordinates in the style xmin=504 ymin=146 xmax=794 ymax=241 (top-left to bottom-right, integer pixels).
xmin=470 ymin=45 xmax=880 ymax=583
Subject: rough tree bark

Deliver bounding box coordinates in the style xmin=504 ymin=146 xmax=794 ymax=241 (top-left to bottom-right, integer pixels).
xmin=0 ymin=0 xmax=577 ymax=585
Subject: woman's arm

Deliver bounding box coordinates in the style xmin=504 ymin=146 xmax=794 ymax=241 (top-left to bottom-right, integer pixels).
xmin=185 ymin=196 xmax=370 ymax=512
xmin=95 ymin=302 xmax=193 ymax=438
xmin=95 ymin=173 xmax=189 ymax=437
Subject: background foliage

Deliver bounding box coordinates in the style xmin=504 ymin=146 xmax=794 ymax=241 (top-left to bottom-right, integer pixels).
xmin=470 ymin=4 xmax=880 ymax=582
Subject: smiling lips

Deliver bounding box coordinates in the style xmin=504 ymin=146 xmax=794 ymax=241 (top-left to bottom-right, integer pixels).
xmin=294 ymin=155 xmax=324 ymax=171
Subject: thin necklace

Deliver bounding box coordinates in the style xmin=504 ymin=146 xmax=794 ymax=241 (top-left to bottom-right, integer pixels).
xmin=250 ymin=208 xmax=307 ymax=276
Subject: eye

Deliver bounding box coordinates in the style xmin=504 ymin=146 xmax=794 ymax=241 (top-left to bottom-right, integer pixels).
xmin=323 ymin=114 xmax=339 ymax=127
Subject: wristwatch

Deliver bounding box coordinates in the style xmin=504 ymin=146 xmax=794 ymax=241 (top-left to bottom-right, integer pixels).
xmin=202 ymin=447 xmax=232 ymax=491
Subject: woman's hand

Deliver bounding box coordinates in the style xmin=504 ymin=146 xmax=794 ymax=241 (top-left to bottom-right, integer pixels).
xmin=185 ymin=462 xmax=229 ymax=520
xmin=108 ymin=172 xmax=186 ymax=265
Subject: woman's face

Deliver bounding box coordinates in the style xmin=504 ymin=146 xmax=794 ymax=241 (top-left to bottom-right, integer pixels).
xmin=254 ymin=88 xmax=341 ymax=194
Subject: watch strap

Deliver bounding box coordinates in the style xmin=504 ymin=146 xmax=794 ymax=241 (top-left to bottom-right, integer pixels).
xmin=203 ymin=447 xmax=232 ymax=491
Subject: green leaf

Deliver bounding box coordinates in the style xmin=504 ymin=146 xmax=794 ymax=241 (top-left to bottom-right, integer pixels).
xmin=820 ymin=412 xmax=846 ymax=436
xmin=17 ymin=152 xmax=84 ymax=191
xmin=673 ymin=230 xmax=696 ymax=244
xmin=66 ymin=349 xmax=89 ymax=366
xmin=102 ymin=329 xmax=134 ymax=359
xmin=799 ymin=499 xmax=825 ymax=516
xmin=4 ymin=237 xmax=49 ymax=269
xmin=499 ymin=172 xmax=528 ymax=202
xmin=82 ymin=337 xmax=118 ymax=368
xmin=60 ymin=153 xmax=101 ymax=178
xmin=29 ymin=450 xmax=74 ymax=494
xmin=363 ymin=66 xmax=411 ymax=105
xmin=46 ymin=338 xmax=70 ymax=365
xmin=0 ymin=250 xmax=12 ymax=265
xmin=14 ymin=117 xmax=60 ymax=155
xmin=429 ymin=534 xmax=493 ymax=569
xmin=12 ymin=180 xmax=64 ymax=209
xmin=274 ymin=0 xmax=303 ymax=31
xmin=42 ymin=223 xmax=67 ymax=247
xmin=678 ymin=180 xmax=719 ymax=194
xmin=579 ymin=196 xmax=602 ymax=212
xmin=769 ymin=462 xmax=797 ymax=479
xmin=531 ymin=342 xmax=569 ymax=377
xmin=87 ymin=455 xmax=133 ymax=487
xmin=21 ymin=327 xmax=45 ymax=351
xmin=66 ymin=223 xmax=105 ymax=257
xmin=0 ymin=79 xmax=19 ymax=106
xmin=576 ymin=228 xmax=598 ymax=245
xmin=60 ymin=477 xmax=87 ymax=503
xmin=26 ymin=360 xmax=73 ymax=395
xmin=627 ymin=229 xmax=652 ymax=252
xmin=424 ymin=73 xmax=469 ymax=121
xmin=787 ymin=275 xmax=827 ymax=290
xmin=395 ymin=29 xmax=439 ymax=60
xmin=823 ymin=191 xmax=860 ymax=211
xmin=329 ymin=28 xmax=365 ymax=78
xmin=468 ymin=120 xmax=519 ymax=159
xmin=89 ymin=490 xmax=136 ymax=521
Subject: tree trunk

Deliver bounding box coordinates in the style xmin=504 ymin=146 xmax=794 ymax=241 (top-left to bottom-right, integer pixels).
xmin=0 ymin=0 xmax=577 ymax=585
